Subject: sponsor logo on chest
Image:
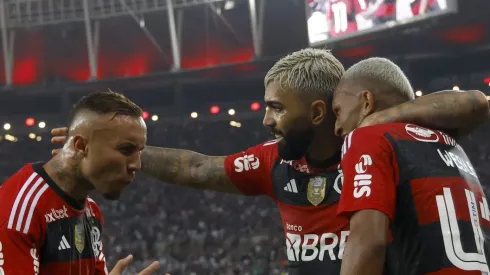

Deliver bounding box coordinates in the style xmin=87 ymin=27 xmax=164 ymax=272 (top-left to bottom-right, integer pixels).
xmin=45 ymin=205 xmax=69 ymax=223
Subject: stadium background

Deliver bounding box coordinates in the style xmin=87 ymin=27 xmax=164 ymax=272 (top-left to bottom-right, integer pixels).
xmin=0 ymin=0 xmax=489 ymax=274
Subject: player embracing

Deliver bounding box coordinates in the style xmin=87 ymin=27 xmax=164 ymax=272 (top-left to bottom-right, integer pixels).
xmin=332 ymin=57 xmax=490 ymax=275
xmin=51 ymin=49 xmax=489 ymax=275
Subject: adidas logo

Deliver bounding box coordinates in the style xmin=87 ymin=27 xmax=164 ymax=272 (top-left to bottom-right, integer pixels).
xmin=58 ymin=235 xmax=71 ymax=250
xmin=284 ymin=179 xmax=298 ymax=193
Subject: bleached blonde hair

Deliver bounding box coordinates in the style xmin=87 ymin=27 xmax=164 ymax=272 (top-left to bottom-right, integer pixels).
xmin=264 ymin=48 xmax=345 ymax=98
xmin=343 ymin=57 xmax=415 ymax=101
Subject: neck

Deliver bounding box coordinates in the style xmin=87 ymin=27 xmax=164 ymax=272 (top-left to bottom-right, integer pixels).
xmin=43 ymin=155 xmax=91 ymax=202
xmin=307 ymin=127 xmax=343 ymax=163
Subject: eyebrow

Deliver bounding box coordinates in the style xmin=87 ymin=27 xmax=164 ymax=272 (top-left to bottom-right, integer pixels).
xmin=265 ymin=100 xmax=283 ymax=106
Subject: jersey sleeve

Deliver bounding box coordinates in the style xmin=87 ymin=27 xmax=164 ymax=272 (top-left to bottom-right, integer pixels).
xmin=337 ymin=127 xmax=399 ymax=220
xmin=224 ymin=141 xmax=278 ymax=197
xmin=0 ymin=214 xmax=43 ymax=274
xmin=88 ymin=199 xmax=109 ymax=275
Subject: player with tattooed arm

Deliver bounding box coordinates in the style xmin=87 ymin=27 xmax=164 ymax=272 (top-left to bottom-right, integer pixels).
xmin=51 ymin=49 xmax=489 ymax=275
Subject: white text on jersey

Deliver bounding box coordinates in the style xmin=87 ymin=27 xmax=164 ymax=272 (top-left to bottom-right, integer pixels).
xmin=353 ymin=155 xmax=373 ymax=198
xmin=234 ymin=155 xmax=260 ymax=172
xmin=45 ymin=205 xmax=69 ymax=223
xmin=437 ymin=149 xmax=477 ymax=178
xmin=286 ymin=231 xmax=349 ymax=262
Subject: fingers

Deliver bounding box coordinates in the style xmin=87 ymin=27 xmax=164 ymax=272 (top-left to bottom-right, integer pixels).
xmin=51 ymin=149 xmax=61 ymax=157
xmin=51 ymin=127 xmax=69 ymax=136
xmin=111 ymin=254 xmax=133 ymax=274
xmin=51 ymin=136 xmax=67 ymax=144
xmin=137 ymin=261 xmax=160 ymax=275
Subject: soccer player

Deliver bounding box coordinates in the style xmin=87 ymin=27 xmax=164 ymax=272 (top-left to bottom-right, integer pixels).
xmin=0 ymin=91 xmax=160 ymax=275
xmin=332 ymin=57 xmax=490 ymax=274
xmin=51 ymin=49 xmax=489 ymax=275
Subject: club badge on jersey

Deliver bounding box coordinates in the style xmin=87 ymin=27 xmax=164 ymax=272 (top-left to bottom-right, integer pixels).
xmin=307 ymin=176 xmax=327 ymax=206
xmin=74 ymin=222 xmax=85 ymax=253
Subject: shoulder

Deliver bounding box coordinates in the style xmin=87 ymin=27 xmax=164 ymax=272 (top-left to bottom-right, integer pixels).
xmin=342 ymin=124 xmax=400 ymax=160
xmin=226 ymin=140 xmax=279 ymax=171
xmin=0 ymin=164 xmax=50 ymax=236
xmin=86 ymin=197 xmax=103 ymax=219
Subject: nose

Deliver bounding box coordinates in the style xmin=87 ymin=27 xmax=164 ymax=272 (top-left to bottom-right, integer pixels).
xmin=263 ymin=115 xmax=275 ymax=128
xmin=127 ymin=152 xmax=142 ymax=172
xmin=334 ymin=121 xmax=343 ymax=137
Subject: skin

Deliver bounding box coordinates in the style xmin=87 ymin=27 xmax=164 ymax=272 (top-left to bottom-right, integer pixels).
xmin=50 ymin=88 xmax=488 ymax=275
xmin=51 ymin=88 xmax=488 ymax=196
xmin=332 ymin=79 xmax=490 ymax=275
xmin=45 ymin=112 xmax=160 ymax=274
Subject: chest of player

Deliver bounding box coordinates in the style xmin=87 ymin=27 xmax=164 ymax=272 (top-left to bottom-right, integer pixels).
xmin=40 ymin=215 xmax=103 ymax=265
xmin=270 ymin=160 xmax=342 ymax=207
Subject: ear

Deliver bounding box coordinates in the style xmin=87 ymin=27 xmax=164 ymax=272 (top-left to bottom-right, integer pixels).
xmin=310 ymin=99 xmax=327 ymax=125
xmin=360 ymin=90 xmax=376 ymax=117
xmin=71 ymin=135 xmax=88 ymax=156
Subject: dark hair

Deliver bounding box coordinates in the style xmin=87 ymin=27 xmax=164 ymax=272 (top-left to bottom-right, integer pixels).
xmin=69 ymin=91 xmax=142 ymax=125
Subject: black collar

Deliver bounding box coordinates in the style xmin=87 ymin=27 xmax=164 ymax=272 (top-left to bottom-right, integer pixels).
xmin=32 ymin=162 xmax=86 ymax=210
xmin=306 ymin=151 xmax=341 ymax=169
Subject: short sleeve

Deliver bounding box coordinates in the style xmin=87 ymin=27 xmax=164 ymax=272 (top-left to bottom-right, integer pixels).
xmin=0 ymin=216 xmax=43 ymax=274
xmin=337 ymin=127 xmax=399 ymax=220
xmin=224 ymin=140 xmax=278 ymax=197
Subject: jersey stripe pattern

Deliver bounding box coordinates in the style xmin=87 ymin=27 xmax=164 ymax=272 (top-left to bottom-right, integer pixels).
xmin=0 ymin=163 xmax=107 ymax=275
xmin=338 ymin=123 xmax=490 ymax=275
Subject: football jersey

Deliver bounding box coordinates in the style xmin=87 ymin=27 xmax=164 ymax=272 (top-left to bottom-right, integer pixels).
xmin=225 ymin=140 xmax=349 ymax=275
xmin=0 ymin=163 xmax=108 ymax=275
xmin=326 ymin=0 xmax=358 ymax=37
xmin=338 ymin=123 xmax=490 ymax=274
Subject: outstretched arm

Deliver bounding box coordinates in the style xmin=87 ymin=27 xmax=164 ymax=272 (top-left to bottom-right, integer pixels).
xmin=51 ymin=128 xmax=241 ymax=194
xmin=141 ymin=146 xmax=241 ymax=194
xmin=361 ymin=90 xmax=489 ymax=137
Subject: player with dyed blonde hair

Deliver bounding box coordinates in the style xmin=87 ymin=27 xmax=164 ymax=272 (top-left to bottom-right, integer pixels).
xmin=51 ymin=49 xmax=488 ymax=275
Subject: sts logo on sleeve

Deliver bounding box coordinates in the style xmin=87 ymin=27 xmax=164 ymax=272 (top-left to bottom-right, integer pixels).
xmin=353 ymin=154 xmax=373 ymax=198
xmin=234 ymin=155 xmax=260 ymax=172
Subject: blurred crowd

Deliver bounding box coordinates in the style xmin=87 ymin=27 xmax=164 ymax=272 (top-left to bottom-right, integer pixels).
xmin=0 ymin=118 xmax=489 ymax=275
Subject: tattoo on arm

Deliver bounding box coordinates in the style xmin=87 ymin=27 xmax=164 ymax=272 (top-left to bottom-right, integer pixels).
xmin=140 ymin=146 xmax=242 ymax=194
xmin=374 ymin=90 xmax=489 ymax=136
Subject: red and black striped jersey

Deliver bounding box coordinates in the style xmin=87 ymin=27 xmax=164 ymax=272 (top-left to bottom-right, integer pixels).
xmin=224 ymin=140 xmax=351 ymax=275
xmin=338 ymin=123 xmax=490 ymax=274
xmin=0 ymin=163 xmax=108 ymax=275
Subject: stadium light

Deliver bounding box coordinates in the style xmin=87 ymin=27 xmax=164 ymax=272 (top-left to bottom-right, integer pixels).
xmin=230 ymin=121 xmax=241 ymax=128
xmin=142 ymin=111 xmax=150 ymax=120
xmin=28 ymin=133 xmax=36 ymax=139
xmin=210 ymin=105 xmax=220 ymax=114
xmin=224 ymin=0 xmax=235 ymax=10
xmin=38 ymin=121 xmax=46 ymax=129
xmin=151 ymin=115 xmax=159 ymax=121
xmin=228 ymin=109 xmax=235 ymax=115
xmin=415 ymin=90 xmax=423 ymax=97
xmin=191 ymin=112 xmax=198 ymax=118
xmin=3 ymin=123 xmax=11 ymax=130
xmin=452 ymin=86 xmax=459 ymax=91
xmin=25 ymin=117 xmax=36 ymax=127
xmin=36 ymin=136 xmax=42 ymax=142
xmin=250 ymin=102 xmax=260 ymax=111
xmin=5 ymin=134 xmax=17 ymax=142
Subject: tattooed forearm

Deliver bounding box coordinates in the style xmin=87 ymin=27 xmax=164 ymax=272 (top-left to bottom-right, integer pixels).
xmin=370 ymin=90 xmax=489 ymax=136
xmin=140 ymin=146 xmax=242 ymax=194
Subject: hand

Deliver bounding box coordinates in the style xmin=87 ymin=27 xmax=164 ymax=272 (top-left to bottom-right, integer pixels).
xmin=109 ymin=255 xmax=160 ymax=275
xmin=50 ymin=127 xmax=68 ymax=156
